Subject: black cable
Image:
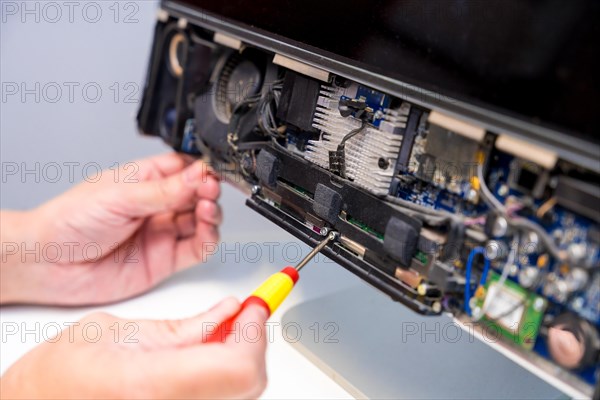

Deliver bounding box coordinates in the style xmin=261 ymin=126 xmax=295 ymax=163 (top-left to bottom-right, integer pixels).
xmin=337 ymin=119 xmax=367 ymax=152
xmin=236 ymin=141 xmax=271 ymax=151
xmin=227 ymin=79 xmax=284 ymax=156
xmin=332 ymin=119 xmax=368 ymax=179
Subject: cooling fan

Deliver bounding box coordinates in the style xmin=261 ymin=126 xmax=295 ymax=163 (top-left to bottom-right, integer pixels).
xmin=194 ymin=51 xmax=268 ymax=161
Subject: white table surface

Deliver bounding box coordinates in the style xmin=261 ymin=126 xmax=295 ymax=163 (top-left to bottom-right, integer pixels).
xmin=0 ymin=185 xmax=356 ymax=399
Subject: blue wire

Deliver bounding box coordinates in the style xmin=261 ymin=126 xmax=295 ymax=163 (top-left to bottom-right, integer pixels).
xmin=464 ymin=247 xmax=490 ymax=315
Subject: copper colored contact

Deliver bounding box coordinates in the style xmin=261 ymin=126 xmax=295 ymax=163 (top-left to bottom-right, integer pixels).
xmin=394 ymin=268 xmax=423 ymax=289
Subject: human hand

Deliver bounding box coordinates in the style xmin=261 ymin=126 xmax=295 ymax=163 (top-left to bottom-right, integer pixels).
xmin=1 ymin=153 xmax=221 ymax=305
xmin=0 ymin=298 xmax=269 ymax=399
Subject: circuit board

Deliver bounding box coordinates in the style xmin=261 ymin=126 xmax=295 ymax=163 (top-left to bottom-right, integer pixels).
xmin=339 ymin=84 xmax=391 ymax=127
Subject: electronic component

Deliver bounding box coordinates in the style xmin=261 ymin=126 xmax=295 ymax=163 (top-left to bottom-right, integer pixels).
xmin=391 ymin=107 xmax=423 ymax=175
xmin=485 ymin=213 xmax=509 ymax=238
xmin=193 ymin=50 xmax=269 ymax=160
xmin=555 ymin=176 xmax=600 ymax=223
xmin=508 ymin=158 xmax=548 ymax=198
xmin=305 ymin=83 xmax=404 ymax=195
xmin=422 ymin=122 xmax=480 ymax=191
xmin=473 ymin=272 xmax=546 ymax=350
xmin=276 ymin=71 xmax=321 ymax=132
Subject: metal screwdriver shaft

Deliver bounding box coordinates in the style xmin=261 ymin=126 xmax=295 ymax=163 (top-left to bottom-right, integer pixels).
xmin=205 ymin=230 xmax=339 ymax=343
xmin=295 ymin=231 xmax=339 ymax=271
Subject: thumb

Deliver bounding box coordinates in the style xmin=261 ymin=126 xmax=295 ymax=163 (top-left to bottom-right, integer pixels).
xmin=145 ymin=297 xmax=242 ymax=348
xmin=121 ymin=161 xmax=217 ymax=217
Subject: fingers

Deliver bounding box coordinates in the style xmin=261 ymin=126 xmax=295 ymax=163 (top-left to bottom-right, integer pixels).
xmin=142 ymin=198 xmax=221 ymax=239
xmin=139 ymin=197 xmax=222 ymax=273
xmin=134 ymin=152 xmax=188 ymax=181
xmin=173 ymin=220 xmax=220 ymax=269
xmin=174 ymin=211 xmax=196 ymax=238
xmin=106 ymin=298 xmax=242 ymax=351
xmin=144 ymin=340 xmax=268 ymax=399
xmin=79 ymin=303 xmax=269 ymax=399
xmin=196 ymin=199 xmax=222 ymax=225
xmin=153 ymin=297 xmax=242 ymax=347
xmin=142 ymin=303 xmax=269 ymax=399
xmin=218 ymin=304 xmax=270 ymax=398
xmin=227 ymin=304 xmax=269 ymax=351
xmin=121 ymin=161 xmax=220 ymax=217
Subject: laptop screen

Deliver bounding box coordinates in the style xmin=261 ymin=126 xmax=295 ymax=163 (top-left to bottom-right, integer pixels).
xmin=175 ymin=0 xmax=599 ymax=143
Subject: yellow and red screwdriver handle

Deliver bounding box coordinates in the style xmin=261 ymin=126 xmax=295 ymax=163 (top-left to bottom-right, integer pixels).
xmin=204 ymin=232 xmax=337 ymax=343
xmin=242 ymin=266 xmax=299 ymax=316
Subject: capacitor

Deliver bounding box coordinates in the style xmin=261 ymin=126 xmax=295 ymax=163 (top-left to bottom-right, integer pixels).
xmin=497 ymin=184 xmax=509 ymax=197
xmin=518 ymin=266 xmax=539 ymax=288
xmin=565 ymin=268 xmax=588 ymax=293
xmin=523 ymin=231 xmax=540 ymax=255
xmin=567 ymin=243 xmax=587 ymax=265
xmin=543 ymin=273 xmax=569 ymax=303
xmin=485 ymin=214 xmax=509 ymax=238
xmin=485 ymin=240 xmax=509 ymax=262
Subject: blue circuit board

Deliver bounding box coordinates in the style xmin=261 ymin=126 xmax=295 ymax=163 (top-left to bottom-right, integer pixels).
xmin=395 ymin=177 xmax=483 ymax=217
xmin=489 ymin=152 xmax=600 ymax=324
xmin=340 ymin=85 xmax=391 ymax=127
xmin=394 ymin=149 xmax=599 ymax=386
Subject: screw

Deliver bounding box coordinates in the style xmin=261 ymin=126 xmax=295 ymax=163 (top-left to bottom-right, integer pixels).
xmin=377 ymin=157 xmax=390 ymax=170
xmin=328 ymin=231 xmax=339 ymax=242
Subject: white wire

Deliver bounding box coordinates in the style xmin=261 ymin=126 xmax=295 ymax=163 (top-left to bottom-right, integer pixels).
xmin=473 ymin=233 xmax=519 ymax=322
xmin=477 ymin=163 xmax=506 ymax=213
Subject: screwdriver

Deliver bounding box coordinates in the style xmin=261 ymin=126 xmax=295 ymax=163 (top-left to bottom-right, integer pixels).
xmin=204 ymin=231 xmax=339 ymax=343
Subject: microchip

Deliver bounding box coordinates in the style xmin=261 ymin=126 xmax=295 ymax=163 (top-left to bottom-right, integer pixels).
xmin=475 ymin=272 xmax=546 ymax=350
xmin=555 ymin=176 xmax=600 ymax=223
xmin=424 ymin=124 xmax=479 ymax=184
xmin=483 ymin=283 xmax=526 ymax=333
xmin=508 ymin=158 xmax=545 ymax=197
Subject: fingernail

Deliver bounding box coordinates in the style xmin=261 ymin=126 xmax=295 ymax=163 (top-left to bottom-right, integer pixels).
xmin=184 ymin=162 xmax=203 ymax=185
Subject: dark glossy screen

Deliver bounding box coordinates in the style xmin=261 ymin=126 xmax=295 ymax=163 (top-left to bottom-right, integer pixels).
xmin=176 ymin=0 xmax=600 ymax=142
